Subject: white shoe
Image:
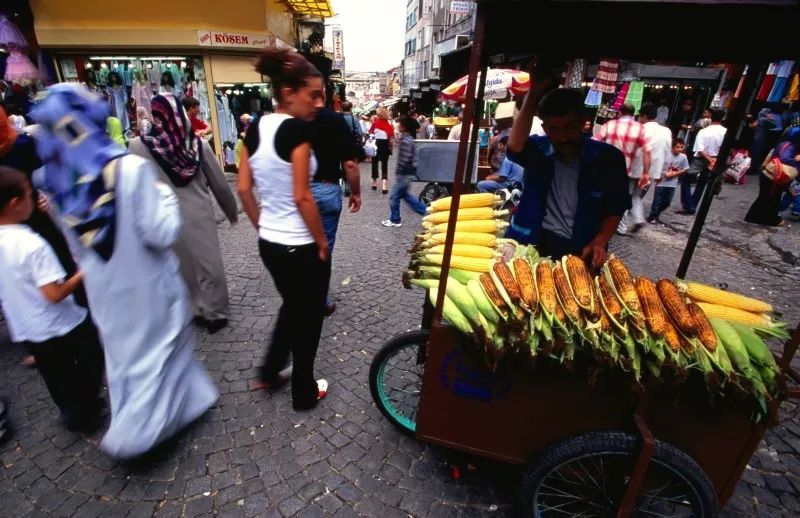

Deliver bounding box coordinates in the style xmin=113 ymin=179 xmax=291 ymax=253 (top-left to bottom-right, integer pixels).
xmin=381 ymin=220 xmax=401 ymax=227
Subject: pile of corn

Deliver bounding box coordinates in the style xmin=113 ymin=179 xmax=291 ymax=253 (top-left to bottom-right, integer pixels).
xmin=401 ymin=199 xmax=787 ymax=422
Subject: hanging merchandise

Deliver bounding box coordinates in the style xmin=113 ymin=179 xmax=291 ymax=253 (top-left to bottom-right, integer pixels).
xmin=612 ymin=82 xmax=629 ymax=111
xmin=564 ymin=58 xmax=587 ymax=89
xmin=735 ymin=65 xmax=748 ymax=99
xmin=0 ymin=15 xmax=27 ymax=48
xmin=593 ymin=58 xmax=619 ymax=94
xmin=132 ymin=71 xmax=152 ymax=115
xmin=623 ymin=80 xmax=644 ymax=114
xmin=767 ymin=60 xmax=795 ymax=103
xmin=4 ymin=48 xmax=38 ymax=83
xmin=756 ymin=62 xmax=778 ymax=102
xmin=786 ymin=73 xmax=799 ymax=103
xmin=584 ymin=86 xmax=602 ymax=107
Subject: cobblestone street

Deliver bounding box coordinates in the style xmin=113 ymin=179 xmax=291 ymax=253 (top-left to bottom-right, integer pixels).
xmin=1 ymin=162 xmax=799 ymax=517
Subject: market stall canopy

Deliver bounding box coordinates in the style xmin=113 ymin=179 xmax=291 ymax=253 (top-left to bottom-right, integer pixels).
xmin=359 ymin=100 xmax=379 ymax=112
xmin=284 ymin=0 xmax=334 ymax=17
xmin=441 ymin=69 xmax=529 ymax=101
xmin=379 ymin=97 xmax=401 ymax=108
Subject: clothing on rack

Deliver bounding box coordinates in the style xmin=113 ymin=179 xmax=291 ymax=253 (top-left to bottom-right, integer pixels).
xmin=564 ymin=59 xmax=586 ymax=89
xmin=593 ymin=59 xmax=620 ymax=94
xmin=612 ymin=83 xmax=629 ymax=111
xmin=107 ymin=85 xmax=130 ymax=131
xmin=767 ymin=60 xmax=796 ymax=103
xmin=623 ymin=81 xmax=644 ymax=114
xmin=756 ymin=62 xmax=778 ymax=101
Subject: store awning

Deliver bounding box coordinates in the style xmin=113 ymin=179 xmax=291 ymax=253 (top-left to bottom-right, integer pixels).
xmin=380 ymin=97 xmax=400 ymax=108
xmin=284 ymin=0 xmax=334 ymax=17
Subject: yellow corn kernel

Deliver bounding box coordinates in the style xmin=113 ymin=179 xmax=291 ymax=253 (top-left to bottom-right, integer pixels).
xmin=429 ymin=220 xmax=509 ymax=235
xmin=563 ymin=255 xmax=594 ymax=311
xmin=688 ymin=302 xmax=718 ymax=352
xmin=512 ymin=258 xmax=538 ymax=311
xmin=677 ymin=280 xmax=773 ymax=313
xmin=422 ymin=254 xmax=494 ymax=273
xmin=663 ymin=320 xmax=682 ymax=353
xmin=425 ymin=232 xmax=498 ymax=248
xmin=695 ymin=302 xmax=771 ymax=327
xmin=606 ymin=256 xmax=641 ymax=314
xmin=493 ymin=262 xmax=522 ymax=306
xmin=656 ymin=279 xmax=697 ymax=336
xmin=554 ymin=263 xmax=583 ymax=324
xmin=635 ymin=276 xmax=668 ymax=337
xmin=423 ymin=207 xmax=497 ymax=225
xmin=535 ymin=261 xmax=558 ymax=315
xmin=427 ymin=244 xmax=498 ymax=259
xmin=480 ymin=273 xmax=507 ymax=312
xmin=597 ymin=275 xmax=623 ymax=320
xmin=427 ymin=193 xmax=499 ymax=212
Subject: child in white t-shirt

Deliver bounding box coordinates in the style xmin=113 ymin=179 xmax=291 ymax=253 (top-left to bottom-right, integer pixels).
xmin=0 ymin=167 xmax=105 ymax=432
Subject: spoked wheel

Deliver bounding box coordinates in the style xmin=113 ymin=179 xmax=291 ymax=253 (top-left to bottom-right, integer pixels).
xmin=521 ymin=432 xmax=718 ymax=517
xmin=418 ymin=182 xmax=451 ymax=206
xmin=369 ymin=330 xmax=429 ymax=436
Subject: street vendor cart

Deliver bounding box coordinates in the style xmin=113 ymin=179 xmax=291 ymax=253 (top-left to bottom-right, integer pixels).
xmin=368 ymin=0 xmax=800 ymax=516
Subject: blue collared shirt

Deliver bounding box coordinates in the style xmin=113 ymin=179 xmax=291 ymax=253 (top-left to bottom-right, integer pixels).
xmin=498 ymin=158 xmax=525 ymax=184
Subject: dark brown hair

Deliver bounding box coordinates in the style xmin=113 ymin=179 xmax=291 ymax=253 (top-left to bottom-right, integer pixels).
xmin=0 ymin=166 xmax=28 ymax=211
xmin=255 ymin=48 xmax=322 ymax=103
xmin=182 ymin=96 xmax=200 ymax=110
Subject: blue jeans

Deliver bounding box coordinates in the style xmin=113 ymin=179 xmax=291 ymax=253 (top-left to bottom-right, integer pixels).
xmin=389 ymin=174 xmax=427 ymax=223
xmin=476 ymin=179 xmax=508 ymax=193
xmin=647 ymin=186 xmax=676 ymax=221
xmin=311 ymin=182 xmax=343 ymax=254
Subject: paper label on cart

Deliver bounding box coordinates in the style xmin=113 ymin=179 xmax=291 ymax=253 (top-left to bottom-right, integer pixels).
xmin=439 ymin=349 xmax=511 ymax=402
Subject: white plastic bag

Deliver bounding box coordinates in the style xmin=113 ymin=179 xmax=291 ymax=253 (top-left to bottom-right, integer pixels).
xmin=364 ymin=136 xmax=377 ymax=158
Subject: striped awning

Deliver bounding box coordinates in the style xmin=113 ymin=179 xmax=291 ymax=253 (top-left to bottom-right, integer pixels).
xmin=284 ymin=0 xmax=334 ymax=17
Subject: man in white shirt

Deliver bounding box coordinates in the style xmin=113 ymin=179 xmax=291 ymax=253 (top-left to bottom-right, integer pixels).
xmin=638 ymin=104 xmax=674 ymax=221
xmin=447 ymin=112 xmax=463 ymax=141
xmin=678 ymin=108 xmax=727 ymax=215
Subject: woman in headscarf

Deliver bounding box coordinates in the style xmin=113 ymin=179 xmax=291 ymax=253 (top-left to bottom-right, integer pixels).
xmin=745 ymin=127 xmax=800 ymax=226
xmin=30 ymin=84 xmax=218 ymax=459
xmin=128 ymin=94 xmax=238 ymax=333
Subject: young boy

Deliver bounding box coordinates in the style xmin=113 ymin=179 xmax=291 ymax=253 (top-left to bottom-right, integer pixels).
xmin=648 ymin=138 xmax=689 ymax=224
xmin=381 ymin=117 xmax=427 ymax=227
xmin=0 ymin=167 xmax=104 ymax=431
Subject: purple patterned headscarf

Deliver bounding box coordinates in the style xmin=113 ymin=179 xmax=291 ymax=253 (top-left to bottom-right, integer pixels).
xmin=142 ymin=94 xmax=201 ymax=186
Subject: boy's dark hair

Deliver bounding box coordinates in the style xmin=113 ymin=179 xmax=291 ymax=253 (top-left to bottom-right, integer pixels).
xmin=181 ymin=96 xmax=201 ymax=110
xmin=499 ymin=135 xmax=509 ymax=145
xmin=639 ymin=102 xmax=657 ymax=120
xmin=399 ymin=116 xmax=419 ymax=135
xmin=538 ymin=88 xmax=585 ymax=118
xmin=0 ymin=166 xmax=28 ymax=211
xmin=341 ymin=101 xmax=353 ymax=112
xmin=620 ymin=103 xmax=635 ymax=116
xmin=673 ymin=137 xmax=685 ymax=147
xmin=711 ymin=108 xmax=725 ymax=122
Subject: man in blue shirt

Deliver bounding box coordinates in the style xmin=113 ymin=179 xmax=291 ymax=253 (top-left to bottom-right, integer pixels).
xmin=506 ymin=76 xmax=631 ymax=269
xmin=476 ymin=151 xmax=525 ymax=193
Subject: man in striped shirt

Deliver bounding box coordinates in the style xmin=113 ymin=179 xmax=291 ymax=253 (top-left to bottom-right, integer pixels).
xmin=595 ymin=103 xmax=651 ymax=234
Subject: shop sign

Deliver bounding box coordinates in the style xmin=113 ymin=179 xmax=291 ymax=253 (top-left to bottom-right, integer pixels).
xmin=450 ymin=0 xmax=472 ymax=14
xmin=197 ymin=30 xmax=274 ymax=50
xmin=332 ymin=30 xmax=345 ymax=70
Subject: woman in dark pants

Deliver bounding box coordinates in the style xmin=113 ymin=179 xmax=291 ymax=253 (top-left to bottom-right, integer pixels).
xmin=745 ymin=127 xmax=800 ymax=226
xmin=369 ymin=107 xmax=394 ymax=194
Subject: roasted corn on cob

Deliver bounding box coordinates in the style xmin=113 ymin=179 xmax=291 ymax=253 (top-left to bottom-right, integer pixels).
xmin=676 ymin=280 xmax=773 ymax=313
xmin=656 ymin=279 xmax=697 ymax=336
xmin=513 ymin=258 xmax=538 ymax=311
xmin=427 ymin=193 xmax=500 ymax=212
xmin=635 ymin=276 xmax=668 ymax=337
xmin=563 ymin=255 xmax=594 ymax=311
xmin=492 ymin=262 xmax=522 ymax=306
xmin=479 ymin=273 xmax=508 ymax=314
xmin=605 ymin=256 xmax=641 ymax=314
xmin=534 ymin=261 xmax=558 ymax=315
xmin=554 ymin=263 xmax=583 ymax=323
xmin=596 ymin=276 xmax=625 ymax=332
xmin=688 ymin=302 xmax=717 ymax=352
xmin=663 ymin=320 xmax=682 ymax=353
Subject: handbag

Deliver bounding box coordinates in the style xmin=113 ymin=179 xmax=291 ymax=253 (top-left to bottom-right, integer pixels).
xmin=363 ymin=136 xmax=377 ymax=158
xmin=762 ymin=143 xmax=799 ymax=185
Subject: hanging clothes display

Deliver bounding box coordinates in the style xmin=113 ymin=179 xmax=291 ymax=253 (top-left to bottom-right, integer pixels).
xmin=612 ymin=83 xmax=629 ymax=111
xmin=623 ymin=80 xmax=644 ymax=114
xmin=147 ymin=62 xmax=162 ymax=91
xmin=584 ymin=87 xmax=602 ymax=107
xmin=767 ymin=60 xmax=796 ymax=103
xmin=786 ymin=73 xmax=800 ymax=103
xmin=756 ymin=62 xmax=778 ymax=101
xmin=0 ymin=15 xmax=28 ymax=48
xmin=132 ymin=72 xmax=152 ymax=115
xmin=564 ymin=58 xmax=587 ymax=89
xmin=107 ymin=85 xmax=130 ymax=131
xmin=593 ymin=59 xmax=620 ymax=94
xmin=4 ymin=48 xmax=38 ymax=83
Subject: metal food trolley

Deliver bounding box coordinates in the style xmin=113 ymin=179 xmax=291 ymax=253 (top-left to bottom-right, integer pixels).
xmin=369 ymin=0 xmax=799 ymax=515
xmin=415 ymin=140 xmax=478 ymax=205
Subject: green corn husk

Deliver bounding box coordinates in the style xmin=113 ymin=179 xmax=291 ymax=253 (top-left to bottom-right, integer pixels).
xmin=731 ymin=322 xmax=779 ymax=372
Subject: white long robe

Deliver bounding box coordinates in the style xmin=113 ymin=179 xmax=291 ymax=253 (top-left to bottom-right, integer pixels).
xmin=62 ymin=155 xmax=219 ymax=458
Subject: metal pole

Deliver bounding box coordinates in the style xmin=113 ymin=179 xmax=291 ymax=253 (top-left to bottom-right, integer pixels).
xmin=431 ymin=2 xmax=487 ymax=325
xmin=676 ymin=63 xmax=764 ymax=279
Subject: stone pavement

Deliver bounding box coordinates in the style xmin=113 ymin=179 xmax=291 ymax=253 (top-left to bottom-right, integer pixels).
xmin=1 ymin=162 xmax=799 ymax=517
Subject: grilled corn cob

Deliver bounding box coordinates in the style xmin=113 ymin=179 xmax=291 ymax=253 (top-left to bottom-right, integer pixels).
xmin=421 ymin=254 xmax=494 ymax=273
xmin=492 ymin=261 xmax=523 ymax=307
xmin=423 ymin=232 xmax=498 ymax=248
xmin=596 ymin=276 xmax=626 ymax=333
xmin=676 ymin=280 xmax=773 ymax=313
xmin=467 ymin=278 xmax=500 ymax=324
xmin=427 ymin=193 xmax=500 ymax=212
xmin=687 ymin=302 xmax=717 ymax=352
xmin=656 ymin=279 xmax=697 ymax=336
xmin=554 ymin=263 xmax=583 ymax=323
xmin=479 ymin=273 xmax=508 ymax=314
xmin=635 ymin=276 xmax=668 ymax=337
xmin=423 ymin=207 xmax=508 ymax=225
xmin=429 ymin=220 xmax=510 ymax=235
xmin=663 ymin=320 xmax=682 ymax=353
xmin=695 ymin=302 xmax=771 ymax=327
xmin=425 ymin=244 xmax=499 ymax=259
xmin=604 ymin=256 xmax=641 ymax=314
xmin=512 ymin=258 xmax=538 ymax=311
xmin=563 ymin=255 xmax=594 ymax=311
xmin=534 ymin=260 xmax=558 ymax=315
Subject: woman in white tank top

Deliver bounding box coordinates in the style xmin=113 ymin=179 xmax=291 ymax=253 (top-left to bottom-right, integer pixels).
xmin=236 ymin=48 xmax=330 ymax=411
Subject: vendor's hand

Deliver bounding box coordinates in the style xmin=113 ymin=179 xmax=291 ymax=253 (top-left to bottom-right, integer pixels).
xmin=580 ymin=239 xmax=608 ymax=272
xmin=37 ymin=193 xmax=50 ymax=213
xmin=527 ymin=56 xmax=565 ymax=93
xmin=638 ymin=174 xmax=650 ymax=189
xmin=708 ymin=158 xmax=717 ymax=171
xmin=499 ymin=241 xmax=516 ymax=263
xmin=348 ymin=194 xmax=362 ymax=213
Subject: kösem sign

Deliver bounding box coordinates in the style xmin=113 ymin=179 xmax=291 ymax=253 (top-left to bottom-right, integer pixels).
xmin=197 ymin=30 xmax=274 ymax=50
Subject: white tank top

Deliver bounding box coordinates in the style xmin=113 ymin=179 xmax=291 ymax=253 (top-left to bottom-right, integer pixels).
xmin=249 ymin=113 xmax=318 ymax=246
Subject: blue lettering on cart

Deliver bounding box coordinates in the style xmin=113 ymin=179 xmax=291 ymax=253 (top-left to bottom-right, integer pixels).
xmin=439 ymin=348 xmax=511 ymax=402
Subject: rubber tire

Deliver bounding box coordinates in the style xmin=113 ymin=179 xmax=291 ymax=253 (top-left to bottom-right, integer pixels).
xmin=520 ymin=431 xmax=718 ymax=518
xmin=369 ymin=330 xmax=429 ymax=437
xmin=418 ymin=183 xmax=451 ymax=206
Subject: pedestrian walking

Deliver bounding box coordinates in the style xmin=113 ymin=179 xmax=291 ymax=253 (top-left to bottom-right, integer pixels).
xmin=369 ymin=107 xmax=394 ymax=194
xmin=128 ymin=93 xmax=238 ymax=333
xmin=595 ymin=102 xmax=651 ymax=234
xmin=31 ymin=84 xmax=219 ymax=458
xmin=669 ymin=98 xmax=694 ymax=140
xmin=648 ymin=138 xmax=689 ymax=223
xmin=0 ymin=167 xmax=105 ymax=433
xmin=745 ymin=126 xmax=800 ymax=226
xmin=236 ymin=48 xmax=330 ymax=411
xmin=381 ymin=116 xmax=427 ymax=227
xmin=678 ymin=108 xmax=727 ymax=215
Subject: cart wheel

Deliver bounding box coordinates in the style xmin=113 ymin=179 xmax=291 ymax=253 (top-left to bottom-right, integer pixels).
xmin=520 ymin=431 xmax=718 ymax=517
xmin=369 ymin=330 xmax=428 ymax=436
xmin=419 ymin=183 xmax=451 ymax=206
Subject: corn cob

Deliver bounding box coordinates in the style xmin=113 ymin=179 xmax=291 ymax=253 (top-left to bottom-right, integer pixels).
xmin=553 ymin=263 xmax=583 ymax=324
xmin=656 ymin=279 xmax=697 ymax=336
xmin=695 ymin=302 xmax=771 ymax=327
xmin=424 ymin=232 xmax=498 ymax=248
xmin=479 ymin=273 xmax=508 ymax=314
xmin=430 ymin=220 xmax=510 ymax=235
xmin=415 ymin=265 xmax=481 ymax=284
xmin=423 ymin=207 xmax=508 ymax=225
xmin=731 ymin=322 xmax=779 ymax=371
xmin=563 ymin=255 xmax=594 ymax=311
xmin=444 ymin=279 xmax=482 ymax=327
xmin=596 ymin=276 xmax=626 ymax=333
xmin=534 ymin=261 xmax=558 ymax=315
xmin=663 ymin=320 xmax=682 ymax=353
xmin=428 ymin=288 xmax=473 ymax=337
xmin=467 ymin=278 xmax=500 ymax=324
xmin=634 ymin=276 xmax=668 ymax=337
xmin=604 ymin=256 xmax=641 ymax=314
xmin=710 ymin=317 xmax=757 ymax=377
xmin=512 ymin=258 xmax=538 ymax=311
xmin=492 ymin=262 xmax=522 ymax=307
xmin=427 ymin=193 xmax=500 ymax=212
xmin=687 ymin=302 xmax=717 ymax=352
xmin=426 ymin=244 xmax=498 ymax=259
xmin=421 ymin=254 xmax=494 ymax=273
xmin=676 ymin=280 xmax=773 ymax=313
xmin=599 ymin=310 xmax=611 ymax=334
